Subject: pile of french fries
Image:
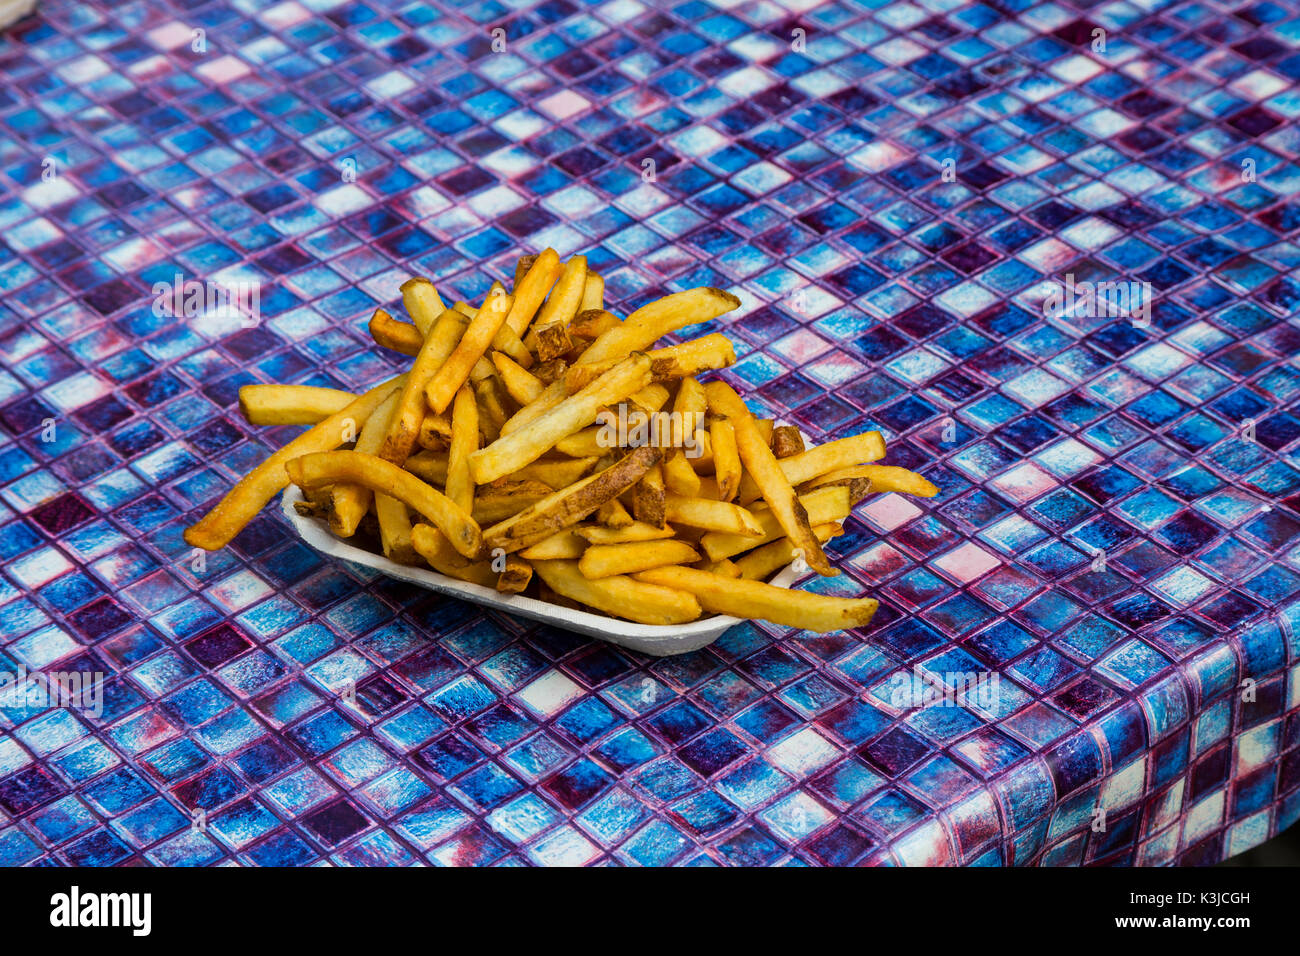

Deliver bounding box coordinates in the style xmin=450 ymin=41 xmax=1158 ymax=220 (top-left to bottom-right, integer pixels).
xmin=184 ymin=250 xmax=938 ymax=633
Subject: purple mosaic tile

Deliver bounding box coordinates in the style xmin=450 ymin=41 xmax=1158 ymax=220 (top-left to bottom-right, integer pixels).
xmin=0 ymin=0 xmax=1298 ymax=867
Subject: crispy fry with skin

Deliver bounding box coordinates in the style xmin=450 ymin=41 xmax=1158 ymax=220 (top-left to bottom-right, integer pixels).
xmin=482 ymin=446 xmax=661 ymax=553
xmin=700 ymin=485 xmax=851 ymax=563
xmin=496 ymin=555 xmax=532 ymax=593
xmin=519 ymin=529 xmax=588 ymax=560
xmin=492 ymin=352 xmax=545 ymax=406
xmin=569 ymin=309 xmax=620 ymax=342
xmin=285 ymin=451 xmax=483 ymax=559
xmin=470 ymin=353 xmax=652 ymax=484
xmin=578 ymin=539 xmax=700 ymax=579
xmin=369 ymin=309 xmax=422 ymax=355
xmin=574 ymin=521 xmax=674 ymax=545
xmin=663 ymin=493 xmax=763 ymax=536
xmin=533 ymin=560 xmax=701 ymax=626
xmin=514 ymin=254 xmax=538 ymax=290
xmin=737 ymin=430 xmax=887 ymax=504
xmin=633 ymin=462 xmax=666 ymax=527
xmin=580 ymin=273 xmax=604 ymax=313
xmin=710 ymin=419 xmax=741 ymax=501
xmin=425 ymin=291 xmax=513 ymax=414
xmin=506 ymin=248 xmax=561 ymax=337
xmin=803 ymin=464 xmax=939 ymax=497
xmin=184 ymin=373 xmax=406 ymax=550
xmin=734 ymin=522 xmax=843 ymax=581
xmin=563 ymin=335 xmax=736 ymax=392
xmin=381 ymin=308 xmax=468 ymax=464
xmin=416 ymin=413 xmax=452 ymax=451
xmin=471 ymin=480 xmax=553 ymax=523
xmin=239 ymin=385 xmax=356 ymax=426
xmin=635 ymin=567 xmax=877 ymax=633
xmin=331 ymin=388 xmax=401 ymax=537
xmin=526 ymin=321 xmax=573 ymax=362
xmin=706 ymin=381 xmax=833 ymax=576
xmin=400 ymin=278 xmax=447 ymax=337
xmin=446 ymin=386 xmax=478 ymax=514
xmin=771 ymin=425 xmax=805 ymax=459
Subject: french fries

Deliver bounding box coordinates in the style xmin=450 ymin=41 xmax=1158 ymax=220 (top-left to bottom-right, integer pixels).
xmin=185 ymin=253 xmax=935 ymax=636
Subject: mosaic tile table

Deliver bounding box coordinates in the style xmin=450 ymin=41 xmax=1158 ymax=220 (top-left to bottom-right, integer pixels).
xmin=1 ymin=0 xmax=1299 ymax=868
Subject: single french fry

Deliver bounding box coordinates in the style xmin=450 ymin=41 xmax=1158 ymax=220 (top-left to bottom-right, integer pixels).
xmin=469 ymin=353 xmax=652 ymax=484
xmin=663 ymin=452 xmax=701 ymax=497
xmin=569 ymin=309 xmax=620 ymax=342
xmin=563 ymin=334 xmax=737 ymax=392
xmin=578 ymin=539 xmax=700 ymax=579
xmin=597 ymin=497 xmax=634 ymax=528
xmin=737 ymin=430 xmax=887 ymax=504
xmin=471 ymin=480 xmax=553 ymax=523
xmin=581 ymin=287 xmax=740 ymax=365
xmin=574 ymin=521 xmax=674 ymax=545
xmin=369 ymin=309 xmax=422 ymax=355
xmin=514 ymin=254 xmax=538 ymax=290
xmin=238 ymin=385 xmax=356 ymax=426
xmin=771 ymin=425 xmax=805 ymax=459
xmin=446 ymin=386 xmax=478 ymax=515
xmin=517 ymin=457 xmax=597 ymax=489
xmin=706 ymin=381 xmax=833 ymax=575
xmin=184 ymin=374 xmax=407 ymax=550
xmin=526 ymin=321 xmax=574 ymax=362
xmin=285 ymin=451 xmax=482 ymax=559
xmin=492 ymin=323 xmax=533 ymax=369
xmin=533 ymin=560 xmax=701 ymax=626
xmin=553 ymin=427 xmax=607 ymax=458
xmin=710 ymin=419 xmax=741 ymax=501
xmin=633 ymin=462 xmax=666 ymax=527
xmin=506 ymin=248 xmax=562 ymax=337
xmin=483 ymin=446 xmax=661 ymax=553
xmin=635 ymin=567 xmax=877 ymax=633
xmin=472 ymin=375 xmax=509 ymax=442
xmin=497 ymin=555 xmax=532 ymax=593
xmin=400 ymin=277 xmax=447 ymax=337
xmin=804 ymin=464 xmax=939 ymax=497
xmin=663 ymin=493 xmax=763 ymax=536
xmin=695 ymin=557 xmax=741 ymax=578
xmin=331 ymin=388 xmax=401 ymax=537
xmin=630 ymin=383 xmax=671 ymax=415
xmin=492 ymin=352 xmax=545 ymax=406
xmin=519 ymin=529 xmax=587 ymax=560
xmin=381 ymin=308 xmax=468 ymax=464
xmin=580 ymin=273 xmax=604 ymax=313
xmin=374 ymin=493 xmax=418 ymax=564
xmin=533 ymin=255 xmax=586 ymax=331
xmin=700 ymin=485 xmax=850 ymax=563
xmin=410 ymin=524 xmax=498 ymax=587
xmin=425 ymin=291 xmax=513 ymax=414
xmin=734 ymin=522 xmax=843 ymax=581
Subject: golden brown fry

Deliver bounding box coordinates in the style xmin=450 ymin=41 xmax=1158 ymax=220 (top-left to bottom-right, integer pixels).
xmin=492 ymin=352 xmax=545 ymax=406
xmin=446 ymin=385 xmax=478 ymax=515
xmin=700 ymin=485 xmax=851 ymax=563
xmin=483 ymin=446 xmax=661 ymax=553
xmin=580 ymin=273 xmax=604 ymax=313
xmin=400 ymin=277 xmax=447 ymax=337
xmin=526 ymin=321 xmax=573 ymax=362
xmin=737 ymin=431 xmax=887 ymax=504
xmin=368 ymin=309 xmax=422 ymax=355
xmin=469 ymin=353 xmax=652 ymax=484
xmin=410 ymin=524 xmax=497 ymax=587
xmin=633 ymin=462 xmax=666 ymax=527
xmin=581 ymin=287 xmax=740 ymax=365
xmin=804 ymin=464 xmax=939 ymax=497
xmin=710 ymin=419 xmax=741 ymax=502
xmin=285 ymin=451 xmax=483 ymax=559
xmin=517 ymin=457 xmax=596 ymax=489
xmin=513 ymin=254 xmax=538 ymax=291
xmin=471 ymin=480 xmax=553 ymax=523
xmin=663 ymin=452 xmax=701 ymax=497
xmin=381 ymin=308 xmax=468 ymax=464
xmin=596 ymin=497 xmax=633 ymax=528
xmin=695 ymin=557 xmax=741 ymax=578
xmin=497 ymin=555 xmax=532 ymax=593
xmin=569 ymin=309 xmax=620 ymax=342
xmin=238 ymin=384 xmax=356 ymax=426
xmin=532 ymin=358 xmax=569 ymax=386
xmin=532 ymin=255 xmax=586 ymax=335
xmin=374 ymin=493 xmax=418 ymax=564
xmin=331 ymin=388 xmax=401 ymax=537
xmin=574 ymin=521 xmax=674 ymax=545
xmin=518 ymin=529 xmax=588 ymax=560
xmin=184 ymin=374 xmax=407 ymax=550
xmin=563 ymin=334 xmax=736 ymax=392
xmin=771 ymin=425 xmax=805 ymax=459
xmin=706 ymin=381 xmax=833 ymax=576
xmin=416 ymin=413 xmax=453 ymax=451
xmin=734 ymin=522 xmax=842 ymax=581
xmin=506 ymin=248 xmax=561 ymax=337
xmin=629 ymin=383 xmax=671 ymax=415
xmin=663 ymin=493 xmax=763 ymax=536
xmin=635 ymin=567 xmax=877 ymax=633
xmin=578 ymin=539 xmax=700 ymax=579
xmin=533 ymin=560 xmax=701 ymax=626
xmin=425 ymin=291 xmax=513 ymax=414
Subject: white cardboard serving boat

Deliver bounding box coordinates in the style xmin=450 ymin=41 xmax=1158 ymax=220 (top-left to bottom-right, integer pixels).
xmin=281 ymin=487 xmax=799 ymax=656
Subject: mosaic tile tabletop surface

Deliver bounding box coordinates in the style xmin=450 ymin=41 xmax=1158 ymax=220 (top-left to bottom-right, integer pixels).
xmin=1 ymin=0 xmax=1299 ymax=867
